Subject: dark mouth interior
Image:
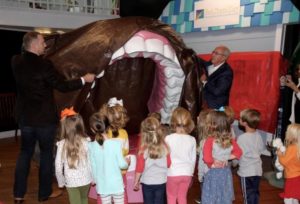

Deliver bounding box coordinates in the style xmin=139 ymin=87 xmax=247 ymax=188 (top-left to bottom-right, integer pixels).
xmin=91 ymin=57 xmax=156 ymax=133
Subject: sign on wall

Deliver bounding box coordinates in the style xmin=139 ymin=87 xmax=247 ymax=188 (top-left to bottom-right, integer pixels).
xmin=194 ymin=0 xmax=240 ymax=28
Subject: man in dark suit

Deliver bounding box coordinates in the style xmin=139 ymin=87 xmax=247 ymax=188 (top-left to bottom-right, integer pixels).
xmin=11 ymin=31 xmax=95 ymax=203
xmin=200 ymin=45 xmax=233 ymax=109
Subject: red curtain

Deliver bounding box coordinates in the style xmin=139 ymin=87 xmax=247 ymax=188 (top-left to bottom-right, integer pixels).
xmin=198 ymin=52 xmax=288 ymax=133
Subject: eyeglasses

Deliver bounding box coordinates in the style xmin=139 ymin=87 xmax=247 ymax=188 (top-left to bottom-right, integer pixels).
xmin=212 ymin=51 xmax=225 ymax=56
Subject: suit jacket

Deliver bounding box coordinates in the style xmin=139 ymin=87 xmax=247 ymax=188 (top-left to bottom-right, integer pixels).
xmin=203 ymin=62 xmax=233 ymax=109
xmin=11 ymin=51 xmax=83 ymax=127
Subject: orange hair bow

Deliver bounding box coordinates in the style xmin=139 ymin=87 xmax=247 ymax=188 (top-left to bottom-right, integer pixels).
xmin=60 ymin=106 xmax=77 ymax=119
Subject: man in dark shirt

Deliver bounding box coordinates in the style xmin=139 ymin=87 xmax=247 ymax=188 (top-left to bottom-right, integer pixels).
xmin=12 ymin=31 xmax=95 ymax=203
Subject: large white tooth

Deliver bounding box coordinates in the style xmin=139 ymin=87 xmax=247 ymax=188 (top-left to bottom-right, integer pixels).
xmin=128 ymin=52 xmax=140 ymax=58
xmin=162 ymin=101 xmax=174 ymax=112
xmin=160 ymin=109 xmax=171 ymax=124
xmin=174 ymin=56 xmax=180 ymax=66
xmin=165 ymin=95 xmax=181 ymax=104
xmin=145 ymin=39 xmax=164 ymax=55
xmin=165 ymin=88 xmax=181 ymax=98
xmin=165 ymin=92 xmax=181 ymax=101
xmin=166 ymin=78 xmax=185 ymax=88
xmin=164 ymin=98 xmax=180 ymax=108
xmin=124 ymin=36 xmax=145 ymax=54
xmin=163 ymin=44 xmax=175 ymax=60
xmin=154 ymin=54 xmax=164 ymax=62
xmin=143 ymin=52 xmax=155 ymax=58
xmin=161 ymin=103 xmax=178 ymax=124
xmin=160 ymin=59 xmax=177 ymax=68
xmin=111 ymin=47 xmax=125 ymax=61
xmin=164 ymin=67 xmax=185 ymax=78
xmin=166 ymin=90 xmax=181 ymax=97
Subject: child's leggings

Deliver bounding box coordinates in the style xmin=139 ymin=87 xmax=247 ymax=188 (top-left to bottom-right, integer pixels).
xmin=166 ymin=176 xmax=192 ymax=204
xmin=66 ymin=184 xmax=90 ymax=204
xmin=96 ymin=175 xmax=127 ymax=204
xmin=100 ymin=193 xmax=125 ymax=204
xmin=284 ymin=198 xmax=299 ymax=204
xmin=122 ymin=174 xmax=128 ymax=204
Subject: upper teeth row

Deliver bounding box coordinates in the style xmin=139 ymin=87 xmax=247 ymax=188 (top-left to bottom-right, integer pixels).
xmin=104 ymin=32 xmax=186 ymax=124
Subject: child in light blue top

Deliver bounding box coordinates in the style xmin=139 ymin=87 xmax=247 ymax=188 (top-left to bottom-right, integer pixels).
xmin=88 ymin=114 xmax=130 ymax=204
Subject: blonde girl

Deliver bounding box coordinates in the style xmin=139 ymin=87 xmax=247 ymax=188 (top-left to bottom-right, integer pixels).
xmin=197 ymin=109 xmax=214 ymax=182
xmin=55 ymin=107 xmax=92 ymax=204
xmin=134 ymin=116 xmax=171 ymax=204
xmin=165 ymin=107 xmax=196 ymax=204
xmin=201 ymin=111 xmax=242 ymax=204
xmin=135 ymin=112 xmax=163 ymax=152
xmin=194 ymin=109 xmax=217 ymax=204
xmin=277 ymin=123 xmax=300 ymax=204
xmin=89 ymin=113 xmax=130 ymax=204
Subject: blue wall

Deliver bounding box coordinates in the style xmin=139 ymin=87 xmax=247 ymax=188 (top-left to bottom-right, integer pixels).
xmin=160 ymin=0 xmax=300 ymax=33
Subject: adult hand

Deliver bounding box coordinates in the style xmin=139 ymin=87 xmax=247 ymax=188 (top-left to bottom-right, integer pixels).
xmin=286 ymin=76 xmax=298 ymax=92
xmin=200 ymin=73 xmax=207 ymax=83
xmin=280 ymin=76 xmax=286 ymax=86
xmin=83 ymin=73 xmax=95 ymax=83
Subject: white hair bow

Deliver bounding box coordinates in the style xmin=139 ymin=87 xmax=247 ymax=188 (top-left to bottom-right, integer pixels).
xmin=107 ymin=97 xmax=123 ymax=107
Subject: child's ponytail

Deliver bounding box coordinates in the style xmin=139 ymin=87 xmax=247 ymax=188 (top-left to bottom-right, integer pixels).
xmin=90 ymin=112 xmax=109 ymax=146
xmin=140 ymin=117 xmax=165 ymax=159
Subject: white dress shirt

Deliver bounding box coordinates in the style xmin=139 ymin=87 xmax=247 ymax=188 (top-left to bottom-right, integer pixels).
xmin=207 ymin=62 xmax=224 ymax=76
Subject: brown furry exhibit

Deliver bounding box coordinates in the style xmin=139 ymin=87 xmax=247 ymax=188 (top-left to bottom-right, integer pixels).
xmin=44 ymin=17 xmax=203 ymax=133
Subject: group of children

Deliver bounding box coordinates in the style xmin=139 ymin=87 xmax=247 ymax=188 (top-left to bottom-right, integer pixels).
xmin=54 ymin=97 xmax=300 ymax=204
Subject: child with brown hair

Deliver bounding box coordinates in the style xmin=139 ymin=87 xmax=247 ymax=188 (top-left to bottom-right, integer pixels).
xmin=201 ymin=111 xmax=242 ymax=204
xmin=99 ymin=97 xmax=130 ymax=156
xmin=237 ymin=108 xmax=265 ymax=204
xmin=98 ymin=97 xmax=130 ymax=203
xmin=277 ymin=123 xmax=300 ymax=204
xmin=89 ymin=112 xmax=130 ymax=204
xmin=134 ymin=116 xmax=171 ymax=204
xmin=165 ymin=107 xmax=196 ymax=204
xmin=55 ymin=107 xmax=92 ymax=204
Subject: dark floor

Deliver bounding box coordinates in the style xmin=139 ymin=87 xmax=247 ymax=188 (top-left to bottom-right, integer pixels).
xmin=0 ymin=137 xmax=283 ymax=204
